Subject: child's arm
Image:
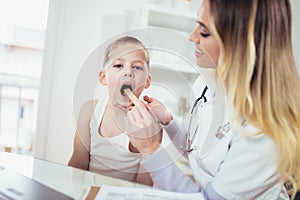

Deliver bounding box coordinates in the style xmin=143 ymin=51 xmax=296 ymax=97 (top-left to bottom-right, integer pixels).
xmin=135 ymin=165 xmax=153 ymax=186
xmin=68 ymin=131 xmax=90 ymax=170
xmin=68 ymin=100 xmax=96 ymax=170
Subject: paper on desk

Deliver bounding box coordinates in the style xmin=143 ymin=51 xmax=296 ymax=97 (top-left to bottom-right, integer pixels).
xmin=95 ymin=185 xmax=204 ymax=200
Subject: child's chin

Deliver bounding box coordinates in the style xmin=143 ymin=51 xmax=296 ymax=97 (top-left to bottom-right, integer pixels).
xmin=115 ymin=101 xmax=132 ymax=110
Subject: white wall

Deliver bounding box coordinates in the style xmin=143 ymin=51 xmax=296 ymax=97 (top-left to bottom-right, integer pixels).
xmin=291 ymin=0 xmax=300 ymax=73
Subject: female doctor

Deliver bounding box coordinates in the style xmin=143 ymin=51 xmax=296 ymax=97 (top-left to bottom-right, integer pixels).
xmin=127 ymin=0 xmax=300 ymax=199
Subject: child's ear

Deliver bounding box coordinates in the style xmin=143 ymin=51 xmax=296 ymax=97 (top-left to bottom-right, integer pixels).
xmin=99 ymin=71 xmax=107 ymax=85
xmin=144 ymin=74 xmax=152 ymax=89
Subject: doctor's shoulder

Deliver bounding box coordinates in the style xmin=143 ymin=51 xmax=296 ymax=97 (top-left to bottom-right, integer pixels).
xmin=230 ymin=120 xmax=278 ymax=158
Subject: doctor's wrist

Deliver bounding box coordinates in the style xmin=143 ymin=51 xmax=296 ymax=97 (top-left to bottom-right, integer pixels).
xmin=160 ymin=113 xmax=173 ymax=126
xmin=139 ymin=144 xmax=161 ymax=159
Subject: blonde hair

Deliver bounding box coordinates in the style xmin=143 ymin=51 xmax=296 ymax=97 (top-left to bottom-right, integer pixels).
xmin=208 ymin=0 xmax=300 ymax=198
xmin=103 ymin=36 xmax=149 ymax=67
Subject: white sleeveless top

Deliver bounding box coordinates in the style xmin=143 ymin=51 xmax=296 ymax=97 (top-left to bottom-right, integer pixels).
xmin=88 ymin=97 xmax=141 ymax=181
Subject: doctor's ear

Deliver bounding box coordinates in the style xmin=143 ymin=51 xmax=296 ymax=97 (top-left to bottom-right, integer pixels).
xmin=99 ymin=71 xmax=107 ymax=85
xmin=144 ymin=74 xmax=152 ymax=89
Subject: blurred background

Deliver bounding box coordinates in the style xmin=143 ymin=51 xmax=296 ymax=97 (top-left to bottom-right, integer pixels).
xmin=0 ymin=0 xmax=299 ymax=165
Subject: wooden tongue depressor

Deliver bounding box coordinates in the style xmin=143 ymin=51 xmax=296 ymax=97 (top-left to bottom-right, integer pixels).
xmin=124 ymin=88 xmax=139 ymax=105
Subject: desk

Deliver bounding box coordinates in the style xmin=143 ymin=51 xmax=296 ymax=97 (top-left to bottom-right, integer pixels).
xmin=0 ymin=152 xmax=147 ymax=199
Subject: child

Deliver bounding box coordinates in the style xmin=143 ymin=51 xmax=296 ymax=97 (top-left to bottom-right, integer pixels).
xmin=68 ymin=36 xmax=159 ymax=185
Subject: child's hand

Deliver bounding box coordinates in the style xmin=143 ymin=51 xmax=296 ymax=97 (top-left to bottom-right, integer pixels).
xmin=143 ymin=95 xmax=173 ymax=125
xmin=127 ymin=101 xmax=162 ymax=155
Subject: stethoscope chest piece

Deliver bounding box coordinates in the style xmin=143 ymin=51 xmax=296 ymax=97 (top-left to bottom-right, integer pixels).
xmin=215 ymin=122 xmax=230 ymax=139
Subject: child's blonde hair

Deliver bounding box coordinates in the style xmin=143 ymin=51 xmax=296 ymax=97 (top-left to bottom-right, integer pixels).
xmin=103 ymin=36 xmax=149 ymax=67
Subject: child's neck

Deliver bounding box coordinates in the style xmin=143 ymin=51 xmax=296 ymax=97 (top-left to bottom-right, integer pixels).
xmin=108 ymin=99 xmax=128 ymax=118
xmin=99 ymin=100 xmax=129 ymax=138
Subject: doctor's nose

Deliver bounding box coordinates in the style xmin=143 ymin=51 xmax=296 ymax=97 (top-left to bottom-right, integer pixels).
xmin=190 ymin=27 xmax=200 ymax=43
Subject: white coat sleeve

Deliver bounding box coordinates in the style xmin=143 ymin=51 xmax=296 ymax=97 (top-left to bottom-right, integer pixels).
xmin=141 ymin=147 xmax=226 ymax=200
xmin=162 ymin=118 xmax=186 ymax=152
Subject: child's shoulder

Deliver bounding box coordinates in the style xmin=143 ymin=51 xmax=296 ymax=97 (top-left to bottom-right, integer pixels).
xmin=79 ymin=99 xmax=99 ymax=116
xmin=81 ymin=99 xmax=99 ymax=108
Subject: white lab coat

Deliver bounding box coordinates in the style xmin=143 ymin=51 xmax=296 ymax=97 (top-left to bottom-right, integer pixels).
xmin=143 ymin=69 xmax=289 ymax=199
xmin=186 ymin=70 xmax=289 ymax=199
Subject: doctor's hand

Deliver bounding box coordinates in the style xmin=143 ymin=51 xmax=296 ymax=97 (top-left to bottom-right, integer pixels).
xmin=127 ymin=101 xmax=162 ymax=156
xmin=143 ymin=95 xmax=173 ymax=126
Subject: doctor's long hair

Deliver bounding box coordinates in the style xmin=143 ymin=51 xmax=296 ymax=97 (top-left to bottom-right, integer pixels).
xmin=208 ymin=0 xmax=300 ymax=198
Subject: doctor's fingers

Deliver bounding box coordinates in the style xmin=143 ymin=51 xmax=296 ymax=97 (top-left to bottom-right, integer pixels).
xmin=127 ymin=107 xmax=161 ymax=135
xmin=128 ymin=106 xmax=153 ymax=127
xmin=143 ymin=95 xmax=154 ymax=104
xmin=144 ymin=97 xmax=167 ymax=116
xmin=127 ymin=111 xmax=158 ymax=139
xmin=131 ymin=101 xmax=153 ymax=122
xmin=144 ymin=95 xmax=164 ymax=110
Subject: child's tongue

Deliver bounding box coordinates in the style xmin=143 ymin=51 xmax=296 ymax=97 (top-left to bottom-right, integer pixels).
xmin=120 ymin=84 xmax=132 ymax=96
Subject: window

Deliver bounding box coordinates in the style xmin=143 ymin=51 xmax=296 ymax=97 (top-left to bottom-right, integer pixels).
xmin=0 ymin=0 xmax=49 ymax=155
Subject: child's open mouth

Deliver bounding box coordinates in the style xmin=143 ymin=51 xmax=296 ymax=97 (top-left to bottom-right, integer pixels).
xmin=120 ymin=84 xmax=133 ymax=96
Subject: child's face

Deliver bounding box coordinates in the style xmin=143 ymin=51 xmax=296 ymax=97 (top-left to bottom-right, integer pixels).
xmin=99 ymin=44 xmax=151 ymax=109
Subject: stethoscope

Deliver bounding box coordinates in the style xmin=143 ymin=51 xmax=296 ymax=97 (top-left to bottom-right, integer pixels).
xmin=182 ymin=85 xmax=231 ymax=153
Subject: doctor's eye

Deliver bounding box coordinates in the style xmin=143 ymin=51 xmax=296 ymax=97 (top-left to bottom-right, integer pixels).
xmin=200 ymin=32 xmax=210 ymax=38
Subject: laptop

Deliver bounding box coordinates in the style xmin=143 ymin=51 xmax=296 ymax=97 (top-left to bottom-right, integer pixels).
xmin=0 ymin=165 xmax=73 ymax=200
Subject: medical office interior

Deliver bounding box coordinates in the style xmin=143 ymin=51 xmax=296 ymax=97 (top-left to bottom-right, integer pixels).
xmin=0 ymin=0 xmax=300 ymax=176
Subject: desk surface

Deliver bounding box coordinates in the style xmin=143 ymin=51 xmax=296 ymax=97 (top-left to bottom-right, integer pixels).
xmin=0 ymin=152 xmax=147 ymax=199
